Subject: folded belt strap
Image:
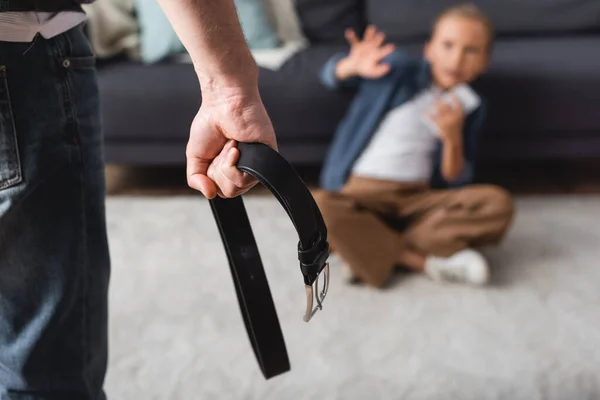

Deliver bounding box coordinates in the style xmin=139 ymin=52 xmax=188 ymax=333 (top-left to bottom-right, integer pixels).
xmin=209 ymin=142 xmax=330 ymax=379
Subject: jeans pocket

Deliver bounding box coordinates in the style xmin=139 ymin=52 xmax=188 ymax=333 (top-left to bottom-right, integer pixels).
xmin=0 ymin=65 xmax=22 ymax=190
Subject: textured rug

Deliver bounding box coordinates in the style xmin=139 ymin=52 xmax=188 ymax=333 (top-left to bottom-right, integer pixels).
xmin=103 ymin=194 xmax=600 ymax=400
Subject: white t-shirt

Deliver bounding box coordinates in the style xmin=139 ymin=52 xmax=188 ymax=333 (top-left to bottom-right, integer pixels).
xmin=352 ymin=86 xmax=443 ymax=183
xmin=0 ymin=11 xmax=86 ymax=42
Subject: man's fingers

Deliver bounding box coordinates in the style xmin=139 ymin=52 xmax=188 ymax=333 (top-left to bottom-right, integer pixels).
xmin=215 ymin=168 xmax=255 ymax=198
xmin=221 ymin=139 xmax=236 ymax=153
xmin=186 ymin=153 xmax=218 ymax=198
xmin=207 ymin=143 xmax=256 ymax=198
xmin=188 ymin=174 xmax=218 ymax=199
xmin=207 ymin=153 xmax=232 ymax=198
xmin=222 ymin=147 xmax=256 ymax=189
xmin=199 ymin=140 xmax=232 ymax=198
xmin=187 ymin=158 xmax=217 ymax=198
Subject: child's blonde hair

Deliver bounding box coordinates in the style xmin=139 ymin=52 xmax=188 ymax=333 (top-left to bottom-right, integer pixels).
xmin=432 ymin=3 xmax=495 ymax=49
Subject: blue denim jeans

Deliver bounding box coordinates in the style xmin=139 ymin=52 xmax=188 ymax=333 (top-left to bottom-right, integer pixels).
xmin=0 ymin=23 xmax=110 ymax=399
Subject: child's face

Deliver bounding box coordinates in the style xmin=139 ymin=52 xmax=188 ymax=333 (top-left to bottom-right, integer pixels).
xmin=424 ymin=15 xmax=490 ymax=90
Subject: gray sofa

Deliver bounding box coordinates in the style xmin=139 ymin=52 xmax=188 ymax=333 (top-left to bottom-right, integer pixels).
xmin=97 ymin=0 xmax=600 ymax=180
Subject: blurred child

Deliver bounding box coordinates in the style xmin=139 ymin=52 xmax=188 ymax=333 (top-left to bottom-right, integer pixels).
xmin=315 ymin=4 xmax=514 ymax=288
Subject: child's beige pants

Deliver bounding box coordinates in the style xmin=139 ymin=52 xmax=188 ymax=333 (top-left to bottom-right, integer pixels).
xmin=313 ymin=175 xmax=515 ymax=287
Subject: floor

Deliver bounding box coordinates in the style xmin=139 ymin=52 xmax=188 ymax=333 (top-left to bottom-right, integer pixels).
xmin=100 ymin=158 xmax=600 ymax=399
xmin=102 ymin=191 xmax=600 ymax=399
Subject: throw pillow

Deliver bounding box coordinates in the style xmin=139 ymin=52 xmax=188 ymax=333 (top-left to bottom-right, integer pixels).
xmin=235 ymin=0 xmax=281 ymax=49
xmin=262 ymin=0 xmax=309 ymax=45
xmin=135 ymin=0 xmax=279 ymax=64
xmin=82 ymin=0 xmax=141 ymax=60
xmin=134 ymin=0 xmax=184 ymax=63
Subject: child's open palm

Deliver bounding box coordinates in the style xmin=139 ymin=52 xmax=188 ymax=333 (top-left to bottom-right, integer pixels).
xmin=338 ymin=25 xmax=396 ymax=79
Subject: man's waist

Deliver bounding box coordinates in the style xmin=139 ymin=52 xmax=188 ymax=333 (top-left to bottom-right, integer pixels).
xmin=0 ymin=0 xmax=85 ymax=13
xmin=0 ymin=11 xmax=86 ymax=42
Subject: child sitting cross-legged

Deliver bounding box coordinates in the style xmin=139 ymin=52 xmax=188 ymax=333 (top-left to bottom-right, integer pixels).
xmin=314 ymin=4 xmax=515 ymax=288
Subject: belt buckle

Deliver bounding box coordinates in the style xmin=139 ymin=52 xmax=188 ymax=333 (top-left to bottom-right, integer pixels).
xmin=303 ymin=262 xmax=330 ymax=322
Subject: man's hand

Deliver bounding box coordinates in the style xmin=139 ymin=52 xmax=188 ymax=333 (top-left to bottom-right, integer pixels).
xmin=156 ymin=0 xmax=278 ymax=199
xmin=429 ymin=94 xmax=464 ymax=145
xmin=186 ymin=90 xmax=277 ymax=199
xmin=336 ymin=25 xmax=396 ymax=80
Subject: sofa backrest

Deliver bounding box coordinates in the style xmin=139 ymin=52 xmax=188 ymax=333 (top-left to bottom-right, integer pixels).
xmin=368 ymin=0 xmax=600 ymax=43
xmin=294 ymin=0 xmax=600 ymax=45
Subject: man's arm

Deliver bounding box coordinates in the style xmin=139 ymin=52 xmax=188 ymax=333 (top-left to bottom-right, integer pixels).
xmin=156 ymin=0 xmax=277 ymax=199
xmin=157 ymin=0 xmax=256 ymax=94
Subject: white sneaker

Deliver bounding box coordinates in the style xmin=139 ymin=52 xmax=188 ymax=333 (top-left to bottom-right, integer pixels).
xmin=424 ymin=249 xmax=490 ymax=285
xmin=328 ymin=253 xmax=359 ymax=284
xmin=340 ymin=263 xmax=360 ymax=284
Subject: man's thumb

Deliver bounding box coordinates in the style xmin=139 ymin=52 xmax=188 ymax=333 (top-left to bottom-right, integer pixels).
xmin=186 ymin=156 xmax=217 ymax=198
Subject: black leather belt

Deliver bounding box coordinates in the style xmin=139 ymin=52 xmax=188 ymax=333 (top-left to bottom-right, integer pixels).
xmin=209 ymin=142 xmax=330 ymax=379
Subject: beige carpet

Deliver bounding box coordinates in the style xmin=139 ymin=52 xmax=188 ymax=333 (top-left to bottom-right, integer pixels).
xmin=103 ymin=194 xmax=600 ymax=400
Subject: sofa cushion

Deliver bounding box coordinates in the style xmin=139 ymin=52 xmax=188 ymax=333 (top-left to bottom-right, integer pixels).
xmin=134 ymin=0 xmax=280 ymax=64
xmin=367 ymin=0 xmax=600 ymax=44
xmin=134 ymin=0 xmax=185 ymax=63
xmin=295 ymin=0 xmax=366 ymax=44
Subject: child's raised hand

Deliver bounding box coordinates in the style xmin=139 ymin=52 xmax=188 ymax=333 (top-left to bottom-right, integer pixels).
xmin=335 ymin=25 xmax=396 ymax=80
